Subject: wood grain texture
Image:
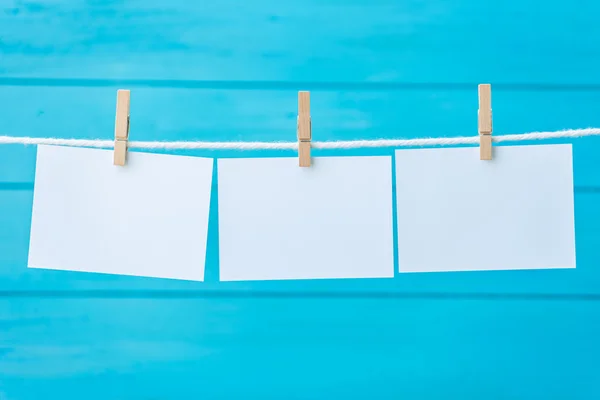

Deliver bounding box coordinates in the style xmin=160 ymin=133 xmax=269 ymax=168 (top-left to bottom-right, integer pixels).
xmin=479 ymin=134 xmax=492 ymax=161
xmin=0 ymin=297 xmax=599 ymax=399
xmin=1 ymin=87 xmax=599 ymax=146
xmin=114 ymin=90 xmax=131 ymax=141
xmin=113 ymin=89 xmax=130 ymax=166
xmin=478 ymin=84 xmax=492 ymax=134
xmin=478 ymin=84 xmax=492 ymax=160
xmin=1 ymin=0 xmax=600 ymax=84
xmin=298 ymin=91 xmax=311 ymax=166
xmin=112 ymin=139 xmax=126 ymax=166
xmin=1 ymin=0 xmax=600 ymax=398
xmin=298 ymin=141 xmax=311 ymax=167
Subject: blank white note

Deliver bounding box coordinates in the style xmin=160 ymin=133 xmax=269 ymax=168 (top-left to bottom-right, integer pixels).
xmin=28 ymin=145 xmax=213 ymax=281
xmin=218 ymin=156 xmax=394 ymax=281
xmin=395 ymin=144 xmax=576 ymax=273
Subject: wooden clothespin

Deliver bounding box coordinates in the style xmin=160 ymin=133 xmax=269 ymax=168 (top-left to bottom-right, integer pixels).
xmin=113 ymin=89 xmax=131 ymax=166
xmin=478 ymin=84 xmax=492 ymax=160
xmin=297 ymin=91 xmax=311 ymax=167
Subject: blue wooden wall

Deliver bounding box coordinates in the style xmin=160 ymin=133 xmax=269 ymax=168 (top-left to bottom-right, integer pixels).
xmin=1 ymin=1 xmax=600 ymax=399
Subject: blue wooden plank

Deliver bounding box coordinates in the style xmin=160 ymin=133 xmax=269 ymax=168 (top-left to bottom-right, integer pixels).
xmin=1 ymin=87 xmax=600 ymax=144
xmin=0 ymin=298 xmax=599 ymax=399
xmin=0 ymin=0 xmax=599 ymax=84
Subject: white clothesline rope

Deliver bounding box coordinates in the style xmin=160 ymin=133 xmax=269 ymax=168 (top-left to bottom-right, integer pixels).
xmin=1 ymin=128 xmax=599 ymax=150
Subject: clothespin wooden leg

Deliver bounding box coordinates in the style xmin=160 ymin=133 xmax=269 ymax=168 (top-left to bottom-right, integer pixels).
xmin=113 ymin=89 xmax=131 ymax=166
xmin=297 ymin=91 xmax=311 ymax=167
xmin=478 ymin=84 xmax=492 ymax=160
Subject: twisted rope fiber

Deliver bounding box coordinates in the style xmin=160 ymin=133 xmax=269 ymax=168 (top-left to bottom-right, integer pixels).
xmin=1 ymin=128 xmax=600 ymax=150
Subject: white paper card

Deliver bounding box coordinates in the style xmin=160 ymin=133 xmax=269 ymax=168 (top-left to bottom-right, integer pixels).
xmin=218 ymin=156 xmax=394 ymax=281
xmin=395 ymin=144 xmax=576 ymax=273
xmin=28 ymin=145 xmax=213 ymax=281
